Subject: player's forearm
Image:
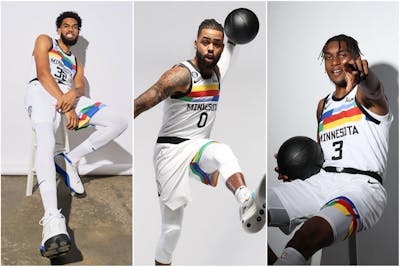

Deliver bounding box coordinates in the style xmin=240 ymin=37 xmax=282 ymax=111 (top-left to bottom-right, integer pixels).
xmin=218 ymin=40 xmax=236 ymax=80
xmin=359 ymin=70 xmax=383 ymax=100
xmin=134 ymin=88 xmax=161 ymax=118
xmin=37 ymin=71 xmax=64 ymax=100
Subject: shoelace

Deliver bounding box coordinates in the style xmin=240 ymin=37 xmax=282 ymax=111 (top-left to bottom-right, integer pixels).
xmin=39 ymin=209 xmax=63 ymax=226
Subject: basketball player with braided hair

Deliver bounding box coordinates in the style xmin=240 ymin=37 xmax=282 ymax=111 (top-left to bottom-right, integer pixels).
xmin=135 ymin=18 xmax=265 ymax=265
xmin=25 ymin=11 xmax=128 ymax=258
xmin=268 ymin=34 xmax=393 ymax=264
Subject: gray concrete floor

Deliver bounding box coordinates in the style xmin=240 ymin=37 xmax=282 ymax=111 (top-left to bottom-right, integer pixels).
xmin=1 ymin=175 xmax=132 ymax=265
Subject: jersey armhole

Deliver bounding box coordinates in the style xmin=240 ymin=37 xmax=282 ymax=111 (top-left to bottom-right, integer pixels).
xmin=318 ymin=94 xmax=330 ymax=122
xmin=171 ymin=62 xmax=192 ymax=99
xmin=355 ymin=97 xmax=381 ymax=125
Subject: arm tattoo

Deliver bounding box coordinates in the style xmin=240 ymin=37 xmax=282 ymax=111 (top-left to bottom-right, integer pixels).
xmin=134 ymin=67 xmax=189 ymax=118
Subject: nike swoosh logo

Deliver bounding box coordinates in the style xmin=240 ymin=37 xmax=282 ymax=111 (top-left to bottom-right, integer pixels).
xmin=368 ymin=180 xmax=378 ymax=184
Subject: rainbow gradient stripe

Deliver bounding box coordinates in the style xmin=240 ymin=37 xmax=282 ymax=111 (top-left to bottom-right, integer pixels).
xmin=179 ymin=84 xmax=219 ymax=102
xmin=322 ymin=196 xmax=360 ymax=238
xmin=319 ymin=102 xmax=364 ymax=132
xmin=190 ymin=141 xmax=219 ymax=187
xmin=77 ymin=102 xmax=106 ymax=130
xmin=49 ymin=49 xmax=77 ymax=71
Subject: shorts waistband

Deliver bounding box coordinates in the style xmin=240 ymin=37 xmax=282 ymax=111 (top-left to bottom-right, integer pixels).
xmin=323 ymin=166 xmax=382 ymax=185
xmin=29 ymin=78 xmax=66 ymax=85
xmin=157 ymin=136 xmax=189 ymax=144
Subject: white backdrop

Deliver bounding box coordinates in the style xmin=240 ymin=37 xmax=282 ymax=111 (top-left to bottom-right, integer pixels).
xmin=1 ymin=1 xmax=132 ymax=175
xmin=134 ymin=2 xmax=266 ymax=265
xmin=267 ymin=1 xmax=399 ymax=265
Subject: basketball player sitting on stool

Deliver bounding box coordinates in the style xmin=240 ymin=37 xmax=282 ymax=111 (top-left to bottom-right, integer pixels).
xmin=268 ymin=34 xmax=393 ymax=265
xmin=135 ymin=19 xmax=265 ymax=265
xmin=25 ymin=11 xmax=128 ymax=258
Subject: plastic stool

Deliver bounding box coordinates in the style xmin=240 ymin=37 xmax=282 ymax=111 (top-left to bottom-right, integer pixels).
xmin=311 ymin=234 xmax=358 ymax=265
xmin=26 ymin=117 xmax=70 ymax=196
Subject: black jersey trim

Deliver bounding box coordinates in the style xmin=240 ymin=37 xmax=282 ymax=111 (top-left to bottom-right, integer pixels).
xmin=318 ymin=94 xmax=330 ymax=122
xmin=332 ymin=88 xmax=355 ymax=101
xmin=355 ymin=97 xmax=381 ymax=125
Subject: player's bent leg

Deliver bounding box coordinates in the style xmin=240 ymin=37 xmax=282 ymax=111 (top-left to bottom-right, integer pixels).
xmin=274 ymin=196 xmax=357 ymax=265
xmin=194 ymin=142 xmax=265 ymax=232
xmin=155 ymin=204 xmax=184 ymax=265
xmin=67 ymin=106 xmax=128 ymax=163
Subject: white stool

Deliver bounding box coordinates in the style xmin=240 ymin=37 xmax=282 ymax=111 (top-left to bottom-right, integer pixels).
xmin=310 ymin=234 xmax=358 ymax=265
xmin=26 ymin=117 xmax=70 ymax=196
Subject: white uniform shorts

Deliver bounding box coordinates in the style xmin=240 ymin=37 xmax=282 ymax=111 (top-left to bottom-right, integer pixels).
xmin=270 ymin=169 xmax=387 ymax=232
xmin=154 ymin=139 xmax=241 ymax=210
xmin=25 ymin=81 xmax=99 ymax=129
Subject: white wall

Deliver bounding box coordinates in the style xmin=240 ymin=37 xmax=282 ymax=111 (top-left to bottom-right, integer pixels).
xmin=134 ymin=2 xmax=266 ymax=265
xmin=1 ymin=1 xmax=132 ymax=175
xmin=267 ymin=1 xmax=398 ymax=264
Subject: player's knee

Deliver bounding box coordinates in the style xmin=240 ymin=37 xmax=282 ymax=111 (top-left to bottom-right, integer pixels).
xmin=318 ymin=197 xmax=358 ymax=242
xmin=112 ymin=113 xmax=128 ymax=135
xmin=288 ymin=216 xmax=333 ymax=258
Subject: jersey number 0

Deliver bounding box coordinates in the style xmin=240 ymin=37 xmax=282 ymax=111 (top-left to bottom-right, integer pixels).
xmin=197 ymin=112 xmax=208 ymax=128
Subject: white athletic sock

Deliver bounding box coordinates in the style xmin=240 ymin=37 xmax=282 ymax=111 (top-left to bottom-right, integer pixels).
xmin=235 ymin=186 xmax=252 ymax=204
xmin=66 ymin=140 xmax=94 ymax=165
xmin=274 ymin=247 xmax=307 ymax=265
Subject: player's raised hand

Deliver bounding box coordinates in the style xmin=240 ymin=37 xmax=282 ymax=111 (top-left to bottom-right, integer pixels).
xmin=343 ymin=57 xmax=369 ymax=93
xmin=274 ymin=153 xmax=291 ymax=182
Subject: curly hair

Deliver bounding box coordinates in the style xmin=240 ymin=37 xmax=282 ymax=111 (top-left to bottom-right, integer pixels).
xmin=56 ymin=11 xmax=82 ymax=30
xmin=320 ymin=34 xmax=362 ymax=60
xmin=197 ymin=19 xmax=224 ymax=37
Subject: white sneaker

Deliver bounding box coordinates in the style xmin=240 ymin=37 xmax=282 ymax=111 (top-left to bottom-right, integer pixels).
xmin=54 ymin=153 xmax=85 ymax=197
xmin=39 ymin=209 xmax=71 ymax=258
xmin=240 ymin=176 xmax=266 ymax=233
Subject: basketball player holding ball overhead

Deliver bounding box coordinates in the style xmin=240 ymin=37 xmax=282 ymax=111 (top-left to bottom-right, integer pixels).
xmin=135 ymin=9 xmax=264 ymax=265
xmin=268 ymin=35 xmax=393 ymax=265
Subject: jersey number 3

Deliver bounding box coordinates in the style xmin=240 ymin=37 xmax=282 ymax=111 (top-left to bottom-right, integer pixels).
xmin=332 ymin=140 xmax=343 ymax=160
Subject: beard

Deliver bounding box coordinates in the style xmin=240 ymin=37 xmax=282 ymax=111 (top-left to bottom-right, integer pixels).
xmin=60 ymin=33 xmax=78 ymax=46
xmin=196 ymin=50 xmax=221 ymax=70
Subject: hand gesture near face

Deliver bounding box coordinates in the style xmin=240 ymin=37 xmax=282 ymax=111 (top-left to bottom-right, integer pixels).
xmin=343 ymin=57 xmax=369 ymax=93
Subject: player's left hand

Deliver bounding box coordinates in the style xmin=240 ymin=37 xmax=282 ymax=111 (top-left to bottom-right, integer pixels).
xmin=343 ymin=57 xmax=369 ymax=93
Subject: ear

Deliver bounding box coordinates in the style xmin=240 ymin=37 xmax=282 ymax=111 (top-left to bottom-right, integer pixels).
xmin=194 ymin=39 xmax=198 ymax=49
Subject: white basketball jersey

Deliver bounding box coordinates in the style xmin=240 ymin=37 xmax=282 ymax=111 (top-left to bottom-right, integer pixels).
xmin=30 ymin=38 xmax=77 ymax=88
xmin=319 ymin=88 xmax=393 ymax=178
xmin=158 ymin=61 xmax=220 ymax=139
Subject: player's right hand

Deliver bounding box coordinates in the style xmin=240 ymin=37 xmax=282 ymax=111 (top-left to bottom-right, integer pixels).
xmin=274 ymin=153 xmax=291 ymax=182
xmin=56 ymin=89 xmax=77 ymax=112
xmin=64 ymin=109 xmax=79 ymax=130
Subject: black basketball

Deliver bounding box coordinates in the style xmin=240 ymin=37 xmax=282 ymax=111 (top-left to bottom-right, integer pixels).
xmin=224 ymin=8 xmax=259 ymax=44
xmin=277 ymin=136 xmax=324 ymax=180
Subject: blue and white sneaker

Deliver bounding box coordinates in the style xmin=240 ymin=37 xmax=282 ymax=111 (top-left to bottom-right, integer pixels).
xmin=39 ymin=209 xmax=71 ymax=258
xmin=54 ymin=152 xmax=85 ymax=197
xmin=240 ymin=176 xmax=266 ymax=233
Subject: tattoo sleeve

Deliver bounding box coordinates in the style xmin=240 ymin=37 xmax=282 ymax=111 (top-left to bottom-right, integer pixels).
xmin=134 ymin=67 xmax=190 ymax=118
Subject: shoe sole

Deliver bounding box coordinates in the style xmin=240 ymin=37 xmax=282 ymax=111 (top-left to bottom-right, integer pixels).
xmin=40 ymin=234 xmax=71 ymax=258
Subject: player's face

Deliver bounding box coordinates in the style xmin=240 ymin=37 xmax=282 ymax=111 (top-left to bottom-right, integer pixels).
xmin=324 ymin=41 xmax=353 ymax=87
xmin=58 ymin=17 xmax=79 ymax=46
xmin=195 ymin=29 xmax=224 ymax=69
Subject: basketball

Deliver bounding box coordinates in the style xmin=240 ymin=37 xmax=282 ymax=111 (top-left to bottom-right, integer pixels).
xmin=224 ymin=8 xmax=259 ymax=44
xmin=277 ymin=136 xmax=324 ymax=180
